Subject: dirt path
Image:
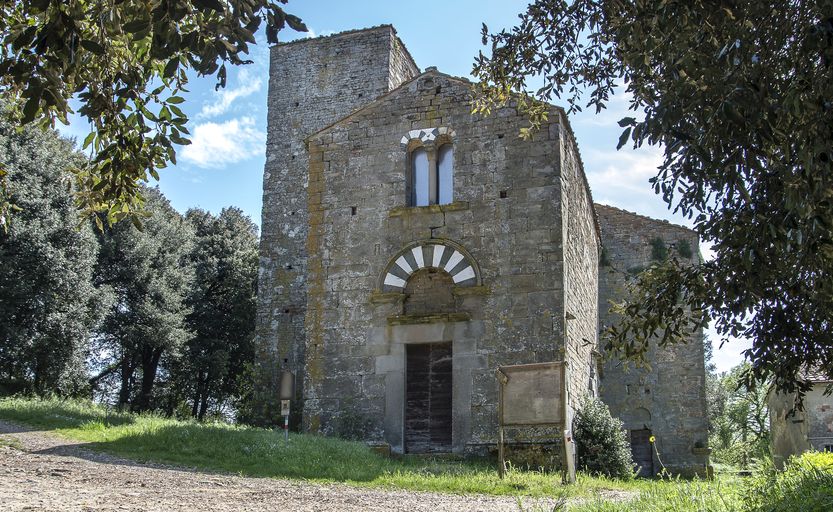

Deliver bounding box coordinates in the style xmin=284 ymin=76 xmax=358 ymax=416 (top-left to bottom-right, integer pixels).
xmin=0 ymin=420 xmax=565 ymax=511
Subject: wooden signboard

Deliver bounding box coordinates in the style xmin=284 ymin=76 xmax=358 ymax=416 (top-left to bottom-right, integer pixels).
xmin=498 ymin=362 xmax=565 ymax=426
xmin=496 ymin=361 xmax=574 ymax=483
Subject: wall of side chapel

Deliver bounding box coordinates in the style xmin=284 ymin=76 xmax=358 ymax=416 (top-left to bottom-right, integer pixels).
xmin=253 ymin=26 xmax=418 ymax=425
xmin=769 ymin=383 xmax=833 ymax=468
xmin=305 ymin=72 xmax=599 ymax=454
xmin=596 ymin=204 xmax=710 ymax=476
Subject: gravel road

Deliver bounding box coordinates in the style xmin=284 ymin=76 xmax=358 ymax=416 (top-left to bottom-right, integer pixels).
xmin=0 ymin=420 xmax=570 ymax=511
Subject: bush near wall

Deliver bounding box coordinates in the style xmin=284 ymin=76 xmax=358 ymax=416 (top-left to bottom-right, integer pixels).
xmin=573 ymin=397 xmax=634 ymax=479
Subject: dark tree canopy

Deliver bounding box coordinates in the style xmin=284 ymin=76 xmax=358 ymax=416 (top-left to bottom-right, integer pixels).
xmin=0 ymin=110 xmax=101 ymax=395
xmin=179 ymin=207 xmax=259 ymax=420
xmin=0 ymin=0 xmax=305 ymax=224
xmin=94 ymin=187 xmax=195 ymax=411
xmin=473 ymin=1 xmax=833 ymax=397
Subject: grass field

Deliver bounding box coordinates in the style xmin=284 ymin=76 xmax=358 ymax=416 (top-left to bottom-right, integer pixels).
xmin=1 ymin=396 xmax=801 ymax=511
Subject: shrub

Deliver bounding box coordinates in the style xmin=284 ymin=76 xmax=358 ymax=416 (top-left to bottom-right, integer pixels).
xmin=649 ymin=237 xmax=668 ymax=261
xmin=573 ymin=397 xmax=634 ymax=479
xmin=743 ymin=451 xmax=833 ymax=512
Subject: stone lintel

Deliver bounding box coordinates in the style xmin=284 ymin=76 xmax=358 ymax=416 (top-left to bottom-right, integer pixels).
xmin=451 ymin=285 xmax=490 ymax=297
xmin=387 ymin=312 xmax=471 ymax=325
xmin=388 ymin=201 xmax=469 ymax=218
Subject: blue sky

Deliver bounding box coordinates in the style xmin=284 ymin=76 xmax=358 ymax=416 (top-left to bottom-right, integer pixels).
xmin=57 ymin=0 xmax=749 ymax=372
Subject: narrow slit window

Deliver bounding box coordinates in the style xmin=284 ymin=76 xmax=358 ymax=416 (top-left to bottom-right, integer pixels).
xmin=438 ymin=144 xmax=453 ymax=205
xmin=412 ymin=148 xmax=429 ymax=206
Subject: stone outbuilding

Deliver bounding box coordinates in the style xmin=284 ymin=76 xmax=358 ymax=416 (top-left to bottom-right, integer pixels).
xmin=253 ymin=25 xmax=709 ymax=475
xmin=769 ymin=371 xmax=833 ymax=468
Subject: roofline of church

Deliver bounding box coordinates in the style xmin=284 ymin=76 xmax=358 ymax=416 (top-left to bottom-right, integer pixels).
xmin=593 ymin=203 xmax=698 ymax=236
xmin=304 ymin=68 xmax=468 ymax=142
xmin=274 ymin=24 xmax=419 ymax=74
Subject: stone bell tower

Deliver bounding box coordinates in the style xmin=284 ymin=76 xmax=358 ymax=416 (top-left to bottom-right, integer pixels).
xmin=252 ymin=26 xmax=419 ymax=425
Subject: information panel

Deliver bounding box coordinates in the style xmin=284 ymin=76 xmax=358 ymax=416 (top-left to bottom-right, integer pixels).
xmin=498 ymin=361 xmax=565 ymax=426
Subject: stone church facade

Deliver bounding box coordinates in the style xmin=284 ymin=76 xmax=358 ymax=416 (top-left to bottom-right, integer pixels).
xmin=255 ymin=25 xmax=709 ymax=475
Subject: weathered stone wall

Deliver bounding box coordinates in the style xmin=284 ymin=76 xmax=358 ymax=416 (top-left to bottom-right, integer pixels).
xmin=304 ymin=70 xmax=599 ymax=454
xmin=769 ymin=383 xmax=833 ymax=468
xmin=559 ymin=125 xmax=600 ymax=421
xmin=596 ymin=204 xmax=710 ymax=476
xmin=254 ymin=26 xmax=418 ymax=425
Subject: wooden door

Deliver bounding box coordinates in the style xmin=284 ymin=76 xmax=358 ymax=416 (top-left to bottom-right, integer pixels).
xmin=405 ymin=342 xmax=452 ymax=453
xmin=630 ymin=429 xmax=654 ymax=477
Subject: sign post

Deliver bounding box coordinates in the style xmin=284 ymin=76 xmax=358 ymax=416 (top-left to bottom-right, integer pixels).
xmin=280 ymin=399 xmax=291 ymax=441
xmin=279 ymin=366 xmax=294 ymax=443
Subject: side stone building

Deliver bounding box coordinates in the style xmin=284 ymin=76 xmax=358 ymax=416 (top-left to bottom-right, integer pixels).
xmin=254 ymin=25 xmax=709 ymax=475
xmin=769 ymin=371 xmax=833 ymax=468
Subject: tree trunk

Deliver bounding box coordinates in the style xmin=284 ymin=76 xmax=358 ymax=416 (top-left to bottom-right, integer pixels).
xmin=197 ymin=379 xmax=210 ymax=421
xmin=133 ymin=346 xmax=164 ymax=412
xmin=191 ymin=371 xmax=203 ymax=418
xmin=118 ymin=355 xmax=133 ymax=408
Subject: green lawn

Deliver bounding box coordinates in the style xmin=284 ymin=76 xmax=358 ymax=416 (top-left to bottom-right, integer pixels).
xmin=0 ymin=397 xmax=741 ymax=508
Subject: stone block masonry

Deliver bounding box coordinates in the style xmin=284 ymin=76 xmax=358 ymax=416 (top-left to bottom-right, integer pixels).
xmin=255 ymin=25 xmax=708 ymax=477
xmin=253 ymin=26 xmax=419 ymax=426
xmin=596 ymin=204 xmax=710 ymax=476
xmin=303 ymin=69 xmax=599 ymax=455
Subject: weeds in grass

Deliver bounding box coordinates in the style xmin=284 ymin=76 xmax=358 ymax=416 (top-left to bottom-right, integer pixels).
xmin=0 ymin=434 xmax=22 ymax=450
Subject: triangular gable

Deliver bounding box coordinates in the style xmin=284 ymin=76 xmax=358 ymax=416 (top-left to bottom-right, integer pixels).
xmin=305 ymin=69 xmax=474 ymax=143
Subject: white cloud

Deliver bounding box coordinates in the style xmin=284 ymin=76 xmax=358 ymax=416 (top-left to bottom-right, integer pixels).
xmin=197 ymin=69 xmax=262 ymax=119
xmin=575 ymin=89 xmax=639 ymax=127
xmin=583 ymin=145 xmax=679 ymax=221
xmin=181 ymin=116 xmax=265 ymax=169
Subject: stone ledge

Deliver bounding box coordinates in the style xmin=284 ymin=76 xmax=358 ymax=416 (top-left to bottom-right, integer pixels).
xmin=369 ymin=291 xmax=406 ymax=304
xmin=452 ymin=285 xmax=491 ymax=297
xmin=387 ymin=312 xmax=471 ymax=325
xmin=388 ymin=201 xmax=469 ymax=217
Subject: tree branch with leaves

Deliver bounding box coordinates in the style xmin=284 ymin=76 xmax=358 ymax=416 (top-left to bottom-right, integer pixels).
xmin=473 ymin=1 xmax=833 ymax=398
xmin=0 ymin=0 xmax=305 ymax=226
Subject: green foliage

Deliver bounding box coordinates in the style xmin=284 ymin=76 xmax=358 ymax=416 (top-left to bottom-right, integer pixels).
xmin=744 ymin=452 xmax=833 ymax=512
xmin=93 ymin=188 xmax=195 ymax=411
xmin=709 ymin=363 xmax=770 ymax=469
xmin=649 ymin=238 xmax=668 ymax=262
xmin=675 ymin=239 xmax=693 ymax=259
xmin=599 ymin=247 xmax=611 ymax=267
xmin=571 ymin=477 xmax=740 ymax=512
xmin=176 ymin=207 xmax=259 ymax=420
xmin=473 ymin=1 xmax=833 ymax=401
xmin=0 ymin=111 xmax=102 ymax=395
xmin=0 ymin=0 xmax=306 ymax=222
xmin=573 ymin=397 xmax=634 ymax=479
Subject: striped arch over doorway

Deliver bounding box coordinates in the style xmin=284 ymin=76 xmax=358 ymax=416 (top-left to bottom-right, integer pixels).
xmin=379 ymin=240 xmax=481 ymax=292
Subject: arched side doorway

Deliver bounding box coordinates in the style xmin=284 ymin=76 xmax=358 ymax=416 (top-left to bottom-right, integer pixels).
xmin=622 ymin=407 xmax=654 ymax=477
